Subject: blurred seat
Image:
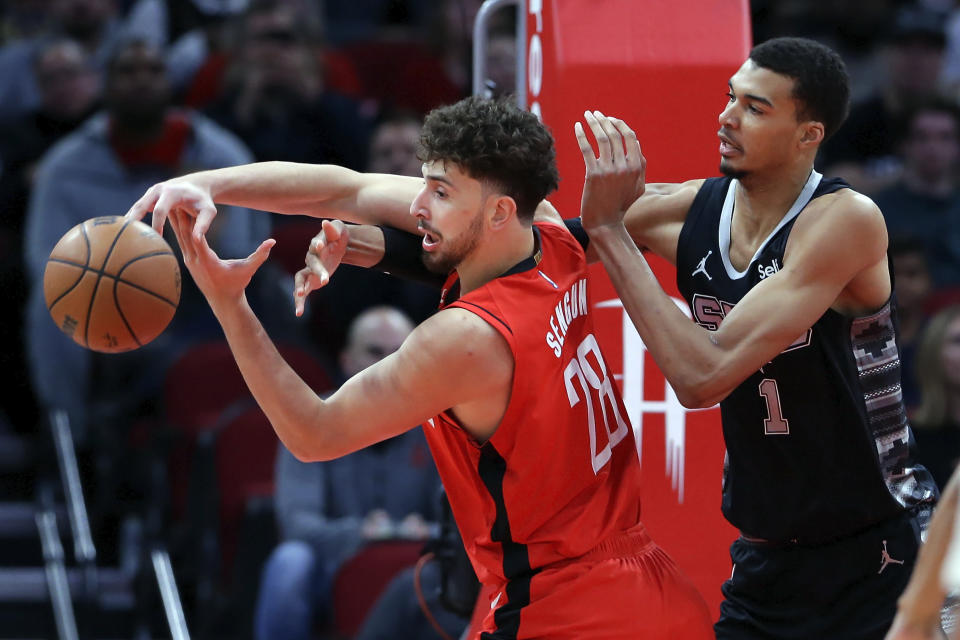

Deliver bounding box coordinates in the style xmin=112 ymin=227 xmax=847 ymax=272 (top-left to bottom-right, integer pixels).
xmin=331 ymin=540 xmax=424 ymax=638
xmin=161 ymin=339 xmax=334 ymax=633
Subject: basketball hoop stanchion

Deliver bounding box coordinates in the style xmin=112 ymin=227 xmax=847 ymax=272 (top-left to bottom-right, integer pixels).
xmin=472 ymin=0 xmax=526 ymax=103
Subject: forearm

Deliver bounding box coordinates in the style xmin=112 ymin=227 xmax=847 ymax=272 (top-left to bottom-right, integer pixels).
xmin=343 ymin=224 xmax=385 ymax=267
xmin=588 ymin=224 xmax=723 ymax=407
xmin=207 ymin=292 xmax=328 ymax=459
xmin=186 ymin=162 xmax=421 ymax=232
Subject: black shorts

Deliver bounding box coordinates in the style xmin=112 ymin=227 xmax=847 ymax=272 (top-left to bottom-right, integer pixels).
xmin=715 ymin=508 xmax=929 ymax=640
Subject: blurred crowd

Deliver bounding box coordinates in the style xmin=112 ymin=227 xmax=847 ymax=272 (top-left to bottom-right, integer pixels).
xmin=1 ymin=0 xmax=960 ymax=638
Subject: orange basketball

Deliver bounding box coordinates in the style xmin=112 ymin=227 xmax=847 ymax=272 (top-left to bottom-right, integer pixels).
xmin=44 ymin=215 xmax=181 ymax=353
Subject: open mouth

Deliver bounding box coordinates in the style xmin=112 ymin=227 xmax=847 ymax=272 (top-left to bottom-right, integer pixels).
xmin=419 ymin=224 xmax=440 ymax=251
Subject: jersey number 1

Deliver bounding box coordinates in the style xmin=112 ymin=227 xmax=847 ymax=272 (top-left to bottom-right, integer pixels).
xmin=563 ymin=334 xmax=629 ymax=474
xmin=759 ymin=378 xmax=789 ymax=435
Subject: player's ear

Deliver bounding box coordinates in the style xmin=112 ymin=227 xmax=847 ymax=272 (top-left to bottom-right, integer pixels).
xmin=489 ymin=195 xmax=517 ymax=229
xmin=799 ymin=121 xmax=824 ymax=148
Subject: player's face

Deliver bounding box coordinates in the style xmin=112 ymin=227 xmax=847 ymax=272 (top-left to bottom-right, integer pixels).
xmin=718 ymin=60 xmax=809 ymax=179
xmin=411 ymin=160 xmax=488 ymax=274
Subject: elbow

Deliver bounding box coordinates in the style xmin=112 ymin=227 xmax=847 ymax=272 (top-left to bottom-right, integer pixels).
xmin=674 ymin=386 xmax=714 ymax=410
xmin=671 ymin=370 xmax=727 ymax=409
xmin=276 ymin=420 xmax=338 ymax=463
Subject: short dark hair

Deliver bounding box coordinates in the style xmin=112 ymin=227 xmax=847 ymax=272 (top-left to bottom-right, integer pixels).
xmin=419 ymin=96 xmax=560 ymax=221
xmin=749 ymin=37 xmax=850 ymax=142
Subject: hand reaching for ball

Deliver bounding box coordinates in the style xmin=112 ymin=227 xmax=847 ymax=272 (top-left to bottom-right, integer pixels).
xmin=168 ymin=208 xmax=275 ymax=307
xmin=126 ymin=177 xmax=218 ymax=241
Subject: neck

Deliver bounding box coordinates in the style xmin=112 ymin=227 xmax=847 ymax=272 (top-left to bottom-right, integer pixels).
xmin=733 ymin=163 xmax=814 ymax=240
xmin=457 ymin=223 xmax=536 ymax=295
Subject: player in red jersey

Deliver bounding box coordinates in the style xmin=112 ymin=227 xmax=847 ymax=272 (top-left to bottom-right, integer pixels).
xmin=126 ymin=96 xmax=712 ymax=639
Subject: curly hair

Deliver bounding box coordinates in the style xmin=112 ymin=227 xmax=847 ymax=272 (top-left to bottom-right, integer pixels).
xmin=419 ymin=96 xmax=560 ymax=221
xmin=749 ymin=37 xmax=850 ymax=142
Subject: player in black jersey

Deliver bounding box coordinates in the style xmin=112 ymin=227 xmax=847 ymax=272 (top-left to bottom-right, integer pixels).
xmin=576 ymin=37 xmax=939 ymax=639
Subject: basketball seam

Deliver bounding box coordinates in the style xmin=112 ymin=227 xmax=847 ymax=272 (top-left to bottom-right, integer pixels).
xmin=83 ymin=218 xmax=133 ymax=348
xmin=50 ymin=253 xmax=180 ymax=307
xmin=46 ymin=223 xmax=93 ymax=312
xmin=112 ymin=252 xmax=181 ymax=346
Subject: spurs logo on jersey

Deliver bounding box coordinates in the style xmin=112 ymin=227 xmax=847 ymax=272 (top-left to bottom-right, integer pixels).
xmin=692 ymin=251 xmax=713 ymax=280
xmin=690 ymin=293 xmax=812 ymax=353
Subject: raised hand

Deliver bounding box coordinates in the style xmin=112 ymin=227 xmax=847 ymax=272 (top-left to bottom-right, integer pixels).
xmin=575 ymin=110 xmax=646 ymax=231
xmin=293 ymin=219 xmax=349 ymax=317
xmin=168 ymin=207 xmax=274 ymax=306
xmin=126 ymin=178 xmax=218 ymax=241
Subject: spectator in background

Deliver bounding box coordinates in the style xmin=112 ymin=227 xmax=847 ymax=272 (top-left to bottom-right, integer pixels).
xmin=912 ymin=305 xmax=960 ymax=492
xmin=253 ymin=306 xmax=442 ymax=640
xmin=366 ymin=110 xmax=424 ymax=178
xmin=890 ymin=237 xmax=935 ymax=414
xmin=22 ymin=40 xmax=270 ymax=530
xmin=820 ymin=4 xmax=949 ymax=194
xmin=483 ymin=28 xmax=516 ymax=98
xmin=205 ymin=0 xmax=371 ymax=168
xmin=0 ymin=0 xmax=162 ymax=122
xmin=873 ymin=98 xmax=960 ymax=288
xmin=0 ymin=37 xmax=99 ymax=432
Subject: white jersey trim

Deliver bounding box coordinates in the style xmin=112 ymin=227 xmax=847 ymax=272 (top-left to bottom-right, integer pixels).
xmin=718 ymin=170 xmax=823 ymax=280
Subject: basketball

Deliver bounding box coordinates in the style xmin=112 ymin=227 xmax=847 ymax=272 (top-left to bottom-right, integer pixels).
xmin=43 ymin=215 xmax=181 ymax=353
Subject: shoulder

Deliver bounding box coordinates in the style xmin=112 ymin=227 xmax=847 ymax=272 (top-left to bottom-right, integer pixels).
xmin=398 ymin=307 xmax=514 ymax=389
xmin=789 ymin=188 xmax=887 ymax=263
xmin=802 ymin=188 xmax=885 ymax=232
xmin=406 ymin=307 xmax=512 ymax=361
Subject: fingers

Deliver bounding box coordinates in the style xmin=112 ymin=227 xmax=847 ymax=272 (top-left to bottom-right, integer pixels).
xmin=151 ymin=189 xmax=177 ymax=235
xmin=584 ymin=111 xmax=611 ymax=165
xmin=125 ymin=185 xmax=159 ymax=223
xmin=305 ymin=251 xmax=330 ymax=287
xmin=595 ymin=111 xmax=626 ymax=168
xmin=169 ymin=208 xmax=197 ymax=263
xmin=611 ymin=118 xmax=643 ymax=170
xmin=193 ymin=201 xmax=218 ymax=242
xmin=322 ymin=219 xmax=343 ymax=243
xmin=575 ymin=121 xmax=598 ymax=173
xmin=293 ymin=267 xmax=321 ymax=317
xmin=248 ymin=238 xmax=276 ymax=269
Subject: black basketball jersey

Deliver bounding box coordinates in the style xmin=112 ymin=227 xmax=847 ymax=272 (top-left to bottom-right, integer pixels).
xmin=676 ymin=171 xmax=937 ymax=543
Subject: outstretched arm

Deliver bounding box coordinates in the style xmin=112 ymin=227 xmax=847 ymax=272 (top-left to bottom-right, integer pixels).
xmin=885 ymin=467 xmax=959 ymax=640
xmin=126 ymin=162 xmax=425 ymax=239
xmin=167 ymin=210 xmax=511 ymax=460
xmin=578 ymin=111 xmax=888 ymax=408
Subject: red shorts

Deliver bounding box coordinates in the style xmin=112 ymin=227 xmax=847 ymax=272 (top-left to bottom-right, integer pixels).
xmin=473 ymin=524 xmax=713 ymax=639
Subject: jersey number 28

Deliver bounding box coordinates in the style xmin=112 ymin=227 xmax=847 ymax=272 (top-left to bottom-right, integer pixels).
xmin=563 ymin=334 xmax=629 ymax=474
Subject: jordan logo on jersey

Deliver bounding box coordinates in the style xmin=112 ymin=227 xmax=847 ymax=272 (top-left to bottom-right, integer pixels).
xmin=692 ymin=251 xmax=713 ymax=280
xmin=878 ymin=540 xmax=904 ymax=574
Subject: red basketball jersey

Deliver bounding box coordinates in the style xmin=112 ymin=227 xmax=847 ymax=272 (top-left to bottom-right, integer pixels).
xmin=424 ymin=222 xmax=643 ymax=588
